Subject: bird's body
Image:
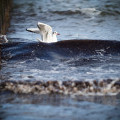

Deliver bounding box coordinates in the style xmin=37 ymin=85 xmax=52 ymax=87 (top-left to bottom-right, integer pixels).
xmin=26 ymin=22 xmax=59 ymax=43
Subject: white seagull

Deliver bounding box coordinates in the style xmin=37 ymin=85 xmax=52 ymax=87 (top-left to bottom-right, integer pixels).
xmin=26 ymin=22 xmax=60 ymax=43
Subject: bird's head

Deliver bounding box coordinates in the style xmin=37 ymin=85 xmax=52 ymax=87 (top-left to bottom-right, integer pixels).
xmin=53 ymin=31 xmax=60 ymax=36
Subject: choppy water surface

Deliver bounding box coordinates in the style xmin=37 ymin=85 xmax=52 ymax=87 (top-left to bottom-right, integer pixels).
xmin=8 ymin=0 xmax=120 ymax=41
xmin=1 ymin=0 xmax=120 ymax=120
xmin=1 ymin=40 xmax=120 ymax=81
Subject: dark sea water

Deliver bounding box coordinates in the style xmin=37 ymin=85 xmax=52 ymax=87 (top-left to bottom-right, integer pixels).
xmin=1 ymin=0 xmax=120 ymax=120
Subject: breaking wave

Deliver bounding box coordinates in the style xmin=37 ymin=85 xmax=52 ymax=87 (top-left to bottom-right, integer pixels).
xmin=1 ymin=40 xmax=120 ymax=95
xmin=0 ymin=79 xmax=120 ymax=96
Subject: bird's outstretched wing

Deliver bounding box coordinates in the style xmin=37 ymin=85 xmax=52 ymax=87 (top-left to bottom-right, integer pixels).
xmin=37 ymin=22 xmax=52 ymax=33
xmin=26 ymin=28 xmax=40 ymax=34
xmin=26 ymin=22 xmax=54 ymax=43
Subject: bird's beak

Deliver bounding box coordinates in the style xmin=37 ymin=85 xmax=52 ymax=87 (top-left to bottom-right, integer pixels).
xmin=57 ymin=33 xmax=60 ymax=35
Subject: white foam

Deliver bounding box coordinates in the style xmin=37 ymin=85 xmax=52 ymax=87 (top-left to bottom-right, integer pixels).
xmin=0 ymin=35 xmax=8 ymax=44
xmin=80 ymin=8 xmax=101 ymax=17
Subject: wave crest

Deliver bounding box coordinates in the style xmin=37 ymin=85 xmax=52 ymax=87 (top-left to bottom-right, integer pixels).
xmin=51 ymin=8 xmax=101 ymax=17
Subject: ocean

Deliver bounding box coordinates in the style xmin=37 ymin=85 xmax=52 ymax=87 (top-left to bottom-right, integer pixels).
xmin=0 ymin=0 xmax=120 ymax=120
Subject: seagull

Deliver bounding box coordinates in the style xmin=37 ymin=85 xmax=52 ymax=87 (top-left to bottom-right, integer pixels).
xmin=26 ymin=22 xmax=60 ymax=43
